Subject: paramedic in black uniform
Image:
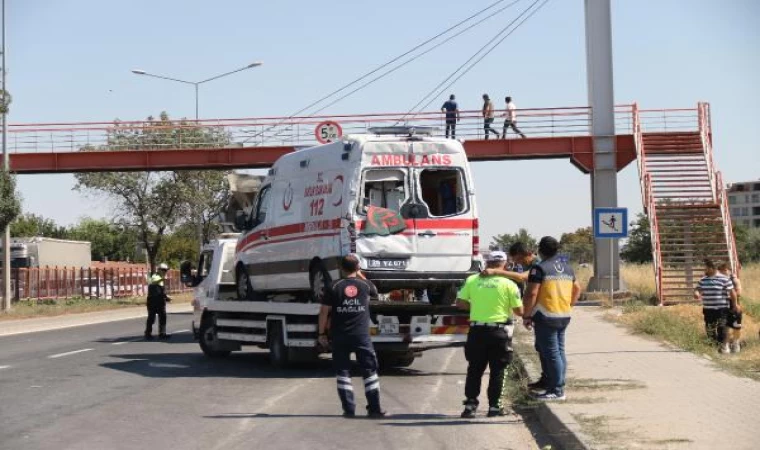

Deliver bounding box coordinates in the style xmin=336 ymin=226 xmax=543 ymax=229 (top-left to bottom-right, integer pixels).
xmin=318 ymin=254 xmax=386 ymax=418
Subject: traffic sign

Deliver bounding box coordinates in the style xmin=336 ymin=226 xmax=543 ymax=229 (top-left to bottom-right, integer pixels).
xmin=594 ymin=207 xmax=628 ymax=239
xmin=315 ymin=121 xmax=342 ymax=144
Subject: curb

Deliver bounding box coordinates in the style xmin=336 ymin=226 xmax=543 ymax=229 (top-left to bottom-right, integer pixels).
xmin=512 ymin=335 xmax=592 ymax=450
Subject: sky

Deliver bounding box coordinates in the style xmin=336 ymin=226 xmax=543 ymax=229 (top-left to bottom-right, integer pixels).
xmin=7 ymin=0 xmax=760 ymax=244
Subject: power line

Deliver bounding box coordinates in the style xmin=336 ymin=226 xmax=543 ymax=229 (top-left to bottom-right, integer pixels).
xmin=240 ymin=0 xmax=525 ymax=143
xmin=405 ymin=0 xmax=550 ymax=119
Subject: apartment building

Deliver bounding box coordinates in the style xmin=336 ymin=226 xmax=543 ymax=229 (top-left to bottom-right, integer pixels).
xmin=728 ymin=179 xmax=760 ymax=229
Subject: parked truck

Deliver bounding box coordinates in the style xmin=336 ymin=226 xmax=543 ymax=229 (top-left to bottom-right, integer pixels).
xmin=1 ymin=237 xmax=91 ymax=269
xmin=181 ymin=128 xmax=480 ymax=368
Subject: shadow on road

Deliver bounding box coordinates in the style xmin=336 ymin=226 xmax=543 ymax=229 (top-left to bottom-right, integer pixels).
xmin=204 ymin=412 xmax=512 ymax=426
xmin=94 ymin=332 xmax=196 ymax=345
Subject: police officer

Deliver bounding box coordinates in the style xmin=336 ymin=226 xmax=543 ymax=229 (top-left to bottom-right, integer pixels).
xmin=145 ymin=263 xmax=172 ymax=340
xmin=318 ymin=254 xmax=386 ymax=418
xmin=457 ymin=251 xmax=523 ymax=418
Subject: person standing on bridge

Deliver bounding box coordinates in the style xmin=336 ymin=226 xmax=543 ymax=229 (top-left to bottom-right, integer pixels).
xmin=482 ymin=94 xmax=499 ymax=139
xmin=318 ymin=254 xmax=386 ymax=418
xmin=501 ymin=96 xmax=526 ymax=139
xmin=145 ymin=263 xmax=172 ymax=340
xmin=522 ymin=237 xmax=581 ymax=401
xmin=457 ymin=251 xmax=523 ymax=418
xmin=441 ymin=94 xmax=460 ymax=139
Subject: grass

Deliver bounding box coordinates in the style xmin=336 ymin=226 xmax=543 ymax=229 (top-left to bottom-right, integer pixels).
xmin=0 ymin=292 xmax=192 ymax=320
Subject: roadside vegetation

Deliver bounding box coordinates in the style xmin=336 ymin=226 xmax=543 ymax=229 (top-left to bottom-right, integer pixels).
xmin=0 ymin=292 xmax=192 ymax=321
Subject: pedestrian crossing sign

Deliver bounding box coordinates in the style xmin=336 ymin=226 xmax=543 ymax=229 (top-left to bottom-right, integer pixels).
xmin=594 ymin=208 xmax=628 ymax=238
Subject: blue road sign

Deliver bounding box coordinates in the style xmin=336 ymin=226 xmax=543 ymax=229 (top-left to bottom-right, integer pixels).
xmin=594 ymin=207 xmax=628 ymax=239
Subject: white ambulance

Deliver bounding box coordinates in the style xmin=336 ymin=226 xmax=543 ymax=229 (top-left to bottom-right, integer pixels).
xmin=234 ymin=126 xmax=481 ymax=304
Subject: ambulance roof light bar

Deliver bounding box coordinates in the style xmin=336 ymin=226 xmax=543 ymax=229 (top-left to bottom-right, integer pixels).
xmin=368 ymin=126 xmax=437 ymax=136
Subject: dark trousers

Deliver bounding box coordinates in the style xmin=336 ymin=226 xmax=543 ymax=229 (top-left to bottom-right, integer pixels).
xmin=464 ymin=326 xmax=512 ymax=408
xmin=703 ymin=308 xmax=729 ymax=343
xmin=483 ymin=118 xmax=499 ymax=139
xmin=445 ymin=120 xmax=456 ymax=138
xmin=502 ymin=119 xmax=526 ymax=138
xmin=145 ymin=301 xmax=167 ymax=335
xmin=534 ymin=316 xmax=569 ymax=395
xmin=332 ymin=335 xmax=382 ymax=414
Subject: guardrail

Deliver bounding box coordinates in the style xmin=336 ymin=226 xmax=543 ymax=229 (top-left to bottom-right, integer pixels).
xmin=0 ymin=267 xmax=190 ymax=302
xmin=7 ymin=106 xmax=642 ymax=154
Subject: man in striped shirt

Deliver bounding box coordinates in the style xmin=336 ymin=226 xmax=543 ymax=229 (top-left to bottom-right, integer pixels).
xmin=694 ymin=259 xmax=738 ymax=354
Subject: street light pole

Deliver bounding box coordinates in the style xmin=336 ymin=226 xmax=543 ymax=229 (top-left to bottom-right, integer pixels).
xmin=1 ymin=0 xmax=11 ymax=311
xmin=131 ymin=62 xmax=263 ymax=246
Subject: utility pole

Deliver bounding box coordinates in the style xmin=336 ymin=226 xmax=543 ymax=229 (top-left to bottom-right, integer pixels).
xmin=2 ymin=0 xmax=11 ymax=311
xmin=584 ymin=0 xmax=623 ymax=292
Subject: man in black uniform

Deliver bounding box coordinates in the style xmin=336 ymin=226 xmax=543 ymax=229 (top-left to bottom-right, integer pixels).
xmin=318 ymin=254 xmax=386 ymax=418
xmin=145 ymin=263 xmax=171 ymax=340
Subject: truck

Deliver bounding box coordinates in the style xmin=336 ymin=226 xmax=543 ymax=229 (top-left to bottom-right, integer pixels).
xmin=181 ymin=128 xmax=480 ymax=368
xmin=1 ymin=237 xmax=92 ymax=269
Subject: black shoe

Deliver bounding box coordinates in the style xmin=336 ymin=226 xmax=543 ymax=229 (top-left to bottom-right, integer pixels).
xmin=144 ymin=333 xmax=154 ymax=340
xmin=342 ymin=411 xmax=356 ymax=418
xmin=367 ymin=409 xmax=387 ymax=419
xmin=460 ymin=399 xmax=478 ymax=418
xmin=528 ymin=378 xmax=547 ymax=391
xmin=159 ymin=333 xmax=170 ymax=340
xmin=487 ymin=407 xmax=507 ymax=417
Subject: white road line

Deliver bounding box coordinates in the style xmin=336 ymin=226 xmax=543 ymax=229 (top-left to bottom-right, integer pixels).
xmin=173 ymin=329 xmax=190 ymax=333
xmin=0 ymin=365 xmax=10 ymax=370
xmin=112 ymin=338 xmax=143 ymax=346
xmin=48 ymin=348 xmax=93 ymax=359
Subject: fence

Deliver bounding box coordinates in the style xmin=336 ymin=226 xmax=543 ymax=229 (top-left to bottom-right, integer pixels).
xmin=0 ymin=266 xmax=190 ymax=302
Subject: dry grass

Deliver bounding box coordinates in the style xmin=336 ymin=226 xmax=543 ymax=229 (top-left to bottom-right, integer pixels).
xmin=0 ymin=292 xmax=192 ymax=320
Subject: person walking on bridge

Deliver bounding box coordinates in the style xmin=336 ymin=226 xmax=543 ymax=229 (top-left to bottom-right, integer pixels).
xmin=318 ymin=254 xmax=386 ymax=418
xmin=482 ymin=94 xmax=499 ymax=139
xmin=457 ymin=251 xmax=523 ymax=418
xmin=145 ymin=263 xmax=172 ymax=340
xmin=501 ymin=96 xmax=526 ymax=139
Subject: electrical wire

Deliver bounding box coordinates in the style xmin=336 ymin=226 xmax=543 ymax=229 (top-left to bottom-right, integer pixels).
xmin=404 ymin=0 xmax=550 ymax=119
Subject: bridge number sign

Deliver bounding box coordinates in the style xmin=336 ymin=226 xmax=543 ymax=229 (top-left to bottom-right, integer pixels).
xmin=315 ymin=121 xmax=342 ymax=144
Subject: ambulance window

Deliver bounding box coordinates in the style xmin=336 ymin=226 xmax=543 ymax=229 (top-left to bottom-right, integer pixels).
xmin=419 ymin=169 xmax=467 ymax=217
xmin=254 ymin=186 xmax=271 ymax=225
xmin=361 ymin=169 xmax=407 ymax=214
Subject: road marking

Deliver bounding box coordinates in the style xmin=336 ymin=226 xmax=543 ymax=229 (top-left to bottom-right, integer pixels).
xmin=174 ymin=329 xmax=190 ymax=333
xmin=112 ymin=338 xmax=143 ymax=346
xmin=48 ymin=348 xmax=93 ymax=359
xmin=0 ymin=365 xmax=10 ymax=370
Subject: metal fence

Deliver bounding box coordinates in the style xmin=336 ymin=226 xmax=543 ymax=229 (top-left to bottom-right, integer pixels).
xmin=0 ymin=266 xmax=190 ymax=302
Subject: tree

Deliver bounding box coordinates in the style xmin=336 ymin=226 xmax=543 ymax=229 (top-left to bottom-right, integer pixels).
xmin=75 ymin=112 xmax=232 ymax=272
xmin=491 ymin=228 xmax=537 ymax=252
xmin=10 ymin=213 xmax=68 ymax=238
xmin=560 ymin=227 xmax=594 ymax=264
xmin=67 ymin=218 xmax=141 ymax=262
xmin=621 ymin=213 xmax=652 ymax=263
xmin=734 ymin=224 xmax=760 ymax=264
xmin=157 ymin=223 xmax=199 ymax=268
xmin=0 ymin=170 xmax=21 ymax=231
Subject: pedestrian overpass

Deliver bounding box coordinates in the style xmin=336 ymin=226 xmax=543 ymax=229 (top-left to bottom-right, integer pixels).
xmin=6 ymin=103 xmax=739 ymax=303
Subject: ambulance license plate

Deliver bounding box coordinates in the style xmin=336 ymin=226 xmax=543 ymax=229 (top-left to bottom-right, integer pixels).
xmin=367 ymin=259 xmax=408 ymax=269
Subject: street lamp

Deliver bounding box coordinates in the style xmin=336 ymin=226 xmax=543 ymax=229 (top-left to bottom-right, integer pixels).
xmin=130 ymin=61 xmax=263 ymax=120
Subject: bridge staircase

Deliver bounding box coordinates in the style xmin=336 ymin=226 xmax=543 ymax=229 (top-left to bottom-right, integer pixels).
xmin=634 ymin=103 xmax=739 ymax=304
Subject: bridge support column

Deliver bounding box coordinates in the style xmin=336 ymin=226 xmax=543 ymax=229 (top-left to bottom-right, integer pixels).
xmin=585 ymin=0 xmax=624 ymax=292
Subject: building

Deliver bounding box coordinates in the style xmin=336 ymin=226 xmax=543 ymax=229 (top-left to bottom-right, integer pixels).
xmin=727 ymin=180 xmax=760 ymax=229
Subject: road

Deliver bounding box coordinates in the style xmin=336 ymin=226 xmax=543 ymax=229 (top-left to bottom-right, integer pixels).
xmin=0 ymin=311 xmax=551 ymax=450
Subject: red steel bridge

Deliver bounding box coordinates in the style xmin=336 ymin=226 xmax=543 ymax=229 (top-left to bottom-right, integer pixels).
xmin=6 ymin=103 xmax=738 ymax=303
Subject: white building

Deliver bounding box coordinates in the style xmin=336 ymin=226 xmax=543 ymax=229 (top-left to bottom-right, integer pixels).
xmin=728 ymin=179 xmax=760 ymax=229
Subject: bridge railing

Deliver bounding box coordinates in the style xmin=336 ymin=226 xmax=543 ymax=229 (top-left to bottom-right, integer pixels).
xmin=7 ymin=106 xmax=643 ymax=154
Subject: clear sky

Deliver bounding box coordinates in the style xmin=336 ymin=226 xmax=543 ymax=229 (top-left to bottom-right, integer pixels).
xmin=8 ymin=0 xmax=760 ymax=244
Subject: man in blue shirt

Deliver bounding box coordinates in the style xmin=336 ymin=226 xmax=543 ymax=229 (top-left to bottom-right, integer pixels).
xmin=441 ymin=94 xmax=460 ymax=139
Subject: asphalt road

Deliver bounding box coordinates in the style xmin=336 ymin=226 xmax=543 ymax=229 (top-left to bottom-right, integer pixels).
xmin=0 ymin=312 xmax=551 ymax=450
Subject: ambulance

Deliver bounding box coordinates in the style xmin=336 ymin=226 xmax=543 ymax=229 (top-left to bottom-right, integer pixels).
xmin=234 ymin=126 xmax=481 ymax=304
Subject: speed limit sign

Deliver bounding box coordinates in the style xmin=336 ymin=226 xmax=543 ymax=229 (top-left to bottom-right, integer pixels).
xmin=315 ymin=121 xmax=342 ymax=144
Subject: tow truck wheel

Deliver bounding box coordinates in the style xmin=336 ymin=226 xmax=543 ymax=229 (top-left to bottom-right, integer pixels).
xmin=309 ymin=262 xmax=331 ymax=303
xmin=268 ymin=322 xmax=290 ymax=368
xmin=199 ymin=317 xmax=231 ymax=358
